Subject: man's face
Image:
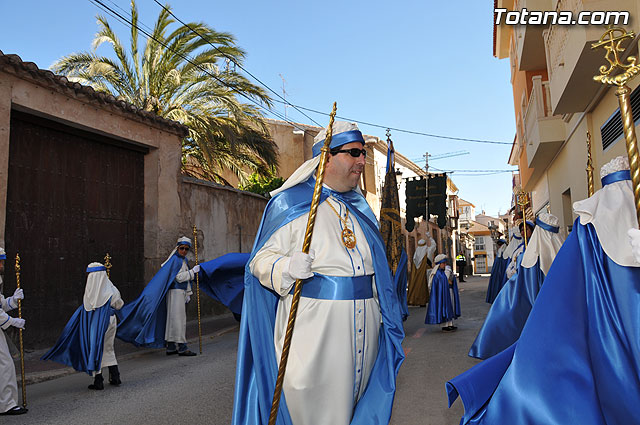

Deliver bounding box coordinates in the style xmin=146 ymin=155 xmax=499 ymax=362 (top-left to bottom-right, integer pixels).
xmin=323 ymin=142 xmax=366 ymax=193
xmin=177 ymin=244 xmax=190 ymax=256
xmin=439 ymin=262 xmax=446 ymax=270
xmin=520 ymin=224 xmax=533 ymax=240
xmin=0 ymin=259 xmax=4 ymax=274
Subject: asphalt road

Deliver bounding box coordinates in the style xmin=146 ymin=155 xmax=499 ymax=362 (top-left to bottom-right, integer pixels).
xmin=7 ymin=275 xmax=490 ymax=425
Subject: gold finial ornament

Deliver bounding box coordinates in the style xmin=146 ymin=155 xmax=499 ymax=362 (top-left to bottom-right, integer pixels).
xmin=269 ymin=103 xmax=338 ymax=425
xmin=586 ymin=132 xmax=595 ymax=197
xmin=14 ymin=254 xmax=26 ymax=408
xmin=593 ymin=26 xmax=640 ymax=224
xmin=104 ymin=253 xmax=112 ymax=278
xmin=515 ymin=189 xmax=530 ymax=247
xmin=592 ymin=26 xmax=640 ymax=86
xmin=192 ymin=225 xmax=203 ymax=355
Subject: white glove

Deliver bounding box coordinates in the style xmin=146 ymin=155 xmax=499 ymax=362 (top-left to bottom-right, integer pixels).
xmin=287 ymin=249 xmax=315 ymax=280
xmin=191 ymin=264 xmax=200 ymax=274
xmin=627 ymin=228 xmax=640 ymax=263
xmin=12 ymin=288 xmax=24 ymax=301
xmin=8 ymin=317 xmax=25 ymax=329
xmin=185 ymin=294 xmax=191 ymax=304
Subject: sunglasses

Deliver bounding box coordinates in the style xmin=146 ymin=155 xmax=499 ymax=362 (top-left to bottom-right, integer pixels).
xmin=178 ymin=246 xmax=190 ymax=251
xmin=331 ymin=148 xmax=367 ymax=158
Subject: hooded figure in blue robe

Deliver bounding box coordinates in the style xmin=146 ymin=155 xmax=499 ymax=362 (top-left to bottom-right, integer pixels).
xmin=485 ymin=238 xmax=507 ymax=303
xmin=42 ymin=262 xmax=124 ymax=389
xmin=231 ymin=121 xmax=405 ymax=425
xmin=425 ymin=254 xmax=461 ymax=331
xmin=116 ymin=237 xmax=199 ymax=355
xmin=447 ymin=156 xmax=640 ymax=425
xmin=487 ymin=229 xmax=523 ymax=303
xmin=469 ymin=214 xmax=564 ymax=359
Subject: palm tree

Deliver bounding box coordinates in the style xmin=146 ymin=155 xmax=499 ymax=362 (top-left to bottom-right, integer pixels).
xmin=53 ymin=0 xmax=278 ymax=185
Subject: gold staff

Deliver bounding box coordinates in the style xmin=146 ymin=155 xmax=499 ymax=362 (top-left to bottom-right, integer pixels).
xmin=592 ymin=26 xmax=640 ymax=223
xmin=268 ymin=103 xmax=338 ymax=425
xmin=516 ymin=189 xmax=530 ymax=247
xmin=586 ymin=131 xmax=595 ymax=197
xmin=104 ymin=253 xmax=112 ymax=278
xmin=192 ymin=225 xmax=202 ymax=354
xmin=14 ymin=254 xmax=26 ymax=408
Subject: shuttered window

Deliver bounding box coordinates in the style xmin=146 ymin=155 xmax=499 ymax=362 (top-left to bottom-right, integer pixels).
xmin=601 ymin=85 xmax=640 ymax=150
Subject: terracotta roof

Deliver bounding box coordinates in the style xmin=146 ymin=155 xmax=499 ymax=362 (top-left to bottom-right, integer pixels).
xmin=0 ymin=50 xmax=189 ymax=137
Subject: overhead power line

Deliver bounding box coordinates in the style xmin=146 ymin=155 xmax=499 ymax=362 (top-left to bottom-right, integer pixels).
xmin=149 ymin=0 xmax=323 ymax=127
xmin=93 ymin=0 xmax=513 ymax=147
xmin=88 ymin=0 xmax=311 ymax=134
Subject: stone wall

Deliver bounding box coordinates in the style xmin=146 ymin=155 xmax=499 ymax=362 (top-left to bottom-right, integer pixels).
xmin=177 ymin=176 xmax=268 ymax=317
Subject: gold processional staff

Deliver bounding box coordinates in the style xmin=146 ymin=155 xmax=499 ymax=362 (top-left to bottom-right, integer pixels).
xmin=268 ymin=103 xmax=338 ymax=425
xmin=14 ymin=254 xmax=26 ymax=408
xmin=193 ymin=225 xmax=203 ymax=354
xmin=592 ymin=26 xmax=640 ymax=224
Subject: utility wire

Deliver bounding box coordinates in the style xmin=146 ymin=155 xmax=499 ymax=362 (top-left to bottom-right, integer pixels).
xmin=149 ymin=0 xmax=323 ymax=127
xmin=94 ymin=0 xmax=513 ymax=146
xmin=88 ymin=0 xmax=311 ymax=134
xmin=272 ymin=100 xmax=513 ymax=145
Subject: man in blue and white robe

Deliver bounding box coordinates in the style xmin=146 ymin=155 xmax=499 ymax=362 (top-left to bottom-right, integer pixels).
xmin=447 ymin=156 xmax=640 ymax=424
xmin=468 ymin=214 xmax=563 ymax=359
xmin=232 ymin=121 xmax=405 ymax=425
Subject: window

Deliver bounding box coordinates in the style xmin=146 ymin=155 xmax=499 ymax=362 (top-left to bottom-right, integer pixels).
xmin=474 ymin=236 xmax=485 ymax=251
xmin=601 ymin=84 xmax=640 ymax=150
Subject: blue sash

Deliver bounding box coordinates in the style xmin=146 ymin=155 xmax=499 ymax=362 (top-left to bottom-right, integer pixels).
xmin=291 ymin=274 xmax=373 ymax=300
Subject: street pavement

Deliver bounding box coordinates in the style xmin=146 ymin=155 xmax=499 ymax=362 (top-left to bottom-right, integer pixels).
xmin=6 ymin=275 xmax=490 ymax=424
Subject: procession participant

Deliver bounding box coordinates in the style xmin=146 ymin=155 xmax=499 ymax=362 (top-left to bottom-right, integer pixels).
xmin=42 ymin=262 xmax=124 ymax=389
xmin=504 ymin=220 xmax=534 ymax=281
xmin=0 ymin=248 xmax=26 ymax=415
xmin=447 ymin=156 xmax=640 ymax=424
xmin=487 ymin=227 xmax=523 ymax=304
xmin=407 ymin=236 xmax=436 ymax=306
xmin=468 ymin=213 xmax=564 ymax=359
xmin=455 ymin=253 xmax=467 ymax=282
xmin=232 ymin=121 xmax=405 ymax=425
xmin=117 ymin=237 xmax=199 ymax=356
xmin=484 ymin=238 xmax=507 ymax=303
xmin=425 ymin=254 xmax=460 ymax=332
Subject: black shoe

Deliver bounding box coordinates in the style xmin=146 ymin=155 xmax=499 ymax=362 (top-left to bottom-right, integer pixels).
xmin=441 ymin=327 xmax=453 ymax=332
xmin=108 ymin=365 xmax=121 ymax=386
xmin=166 ymin=350 xmax=179 ymax=356
xmin=88 ymin=373 xmax=104 ymax=390
xmin=178 ymin=350 xmax=197 ymax=356
xmin=0 ymin=406 xmax=28 ymax=415
xmin=449 ymin=325 xmax=458 ymax=331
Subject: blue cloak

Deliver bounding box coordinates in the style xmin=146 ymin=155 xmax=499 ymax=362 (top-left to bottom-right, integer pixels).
xmin=395 ymin=249 xmax=409 ymax=321
xmin=231 ymin=176 xmax=405 ymax=425
xmin=425 ymin=268 xmax=461 ymax=324
xmin=447 ymin=219 xmax=640 ymax=424
xmin=485 ymin=255 xmax=508 ymax=303
xmin=198 ymin=252 xmax=249 ymax=315
xmin=116 ymin=254 xmax=185 ymax=348
xmin=41 ymin=301 xmax=113 ymax=375
xmin=468 ymin=253 xmax=545 ymax=359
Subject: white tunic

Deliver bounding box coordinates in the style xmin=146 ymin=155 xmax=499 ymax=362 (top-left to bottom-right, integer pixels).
xmin=165 ymin=261 xmax=194 ymax=344
xmin=250 ymin=196 xmax=381 ymax=425
xmin=506 ymin=243 xmax=525 ymax=279
xmin=0 ymin=278 xmax=18 ymax=413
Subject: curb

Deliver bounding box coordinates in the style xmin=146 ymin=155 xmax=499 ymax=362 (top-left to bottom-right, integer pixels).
xmin=22 ymin=323 xmax=240 ymax=386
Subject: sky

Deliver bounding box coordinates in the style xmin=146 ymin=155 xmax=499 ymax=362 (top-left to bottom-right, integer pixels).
xmin=0 ymin=0 xmax=517 ymax=217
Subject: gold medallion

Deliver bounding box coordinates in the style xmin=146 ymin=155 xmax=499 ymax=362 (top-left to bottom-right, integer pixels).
xmin=341 ymin=228 xmax=357 ymax=249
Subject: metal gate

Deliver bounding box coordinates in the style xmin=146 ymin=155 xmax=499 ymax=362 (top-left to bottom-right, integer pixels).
xmin=4 ymin=110 xmax=145 ymax=348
